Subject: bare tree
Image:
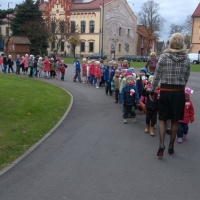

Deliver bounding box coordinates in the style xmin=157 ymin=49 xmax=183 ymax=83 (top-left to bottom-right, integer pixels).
xmin=67 ymin=33 xmax=81 ymax=58
xmin=183 ymin=15 xmax=192 ymax=35
xmin=169 ymin=23 xmax=184 ymax=36
xmin=46 ymin=17 xmax=80 ymax=51
xmin=137 ymin=0 xmax=165 ymax=54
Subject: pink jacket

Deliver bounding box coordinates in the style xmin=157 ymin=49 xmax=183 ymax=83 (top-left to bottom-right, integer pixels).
xmin=43 ymin=59 xmax=50 ymax=72
xmin=94 ymin=65 xmax=102 ymax=78
xmin=178 ymin=99 xmax=194 ymax=124
xmin=0 ymin=57 xmax=2 ymax=65
xmin=82 ymin=63 xmax=87 ymax=72
xmin=20 ymin=57 xmax=28 ymax=68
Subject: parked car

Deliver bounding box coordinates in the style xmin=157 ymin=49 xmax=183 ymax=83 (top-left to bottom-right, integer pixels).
xmin=88 ymin=53 xmax=107 ymax=60
xmin=0 ymin=51 xmax=5 ymax=57
xmin=140 ymin=56 xmax=150 ymax=62
xmin=188 ymin=53 xmax=199 ymax=64
xmin=118 ymin=55 xmax=137 ymax=62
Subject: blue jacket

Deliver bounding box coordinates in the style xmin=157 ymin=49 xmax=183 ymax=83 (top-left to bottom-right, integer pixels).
xmin=120 ymin=84 xmax=140 ymax=106
xmin=74 ymin=60 xmax=81 ymax=71
xmin=104 ymin=66 xmax=115 ymax=82
xmin=15 ymin=58 xmax=20 ymax=67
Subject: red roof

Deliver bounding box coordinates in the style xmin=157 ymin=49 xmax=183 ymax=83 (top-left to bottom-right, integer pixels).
xmin=192 ymin=3 xmax=200 ymax=17
xmin=71 ymin=0 xmax=113 ymax=11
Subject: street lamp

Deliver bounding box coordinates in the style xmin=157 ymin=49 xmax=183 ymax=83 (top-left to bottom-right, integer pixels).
xmin=112 ymin=39 xmax=118 ymax=60
xmin=100 ymin=0 xmax=104 ymax=59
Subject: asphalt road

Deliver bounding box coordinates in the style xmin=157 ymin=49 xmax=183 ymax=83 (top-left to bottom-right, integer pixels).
xmin=0 ymin=66 xmax=200 ymax=200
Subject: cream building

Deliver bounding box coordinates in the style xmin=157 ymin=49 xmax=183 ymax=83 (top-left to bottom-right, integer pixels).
xmin=70 ymin=0 xmax=137 ymax=59
xmin=191 ymin=3 xmax=200 ymax=54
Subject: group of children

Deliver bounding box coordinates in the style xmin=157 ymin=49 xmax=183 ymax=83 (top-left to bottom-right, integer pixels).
xmin=75 ymin=57 xmax=195 ymax=143
xmin=0 ymin=54 xmax=68 ymax=81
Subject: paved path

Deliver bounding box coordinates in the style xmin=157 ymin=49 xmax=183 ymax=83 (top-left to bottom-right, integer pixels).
xmin=0 ymin=66 xmax=200 ymax=200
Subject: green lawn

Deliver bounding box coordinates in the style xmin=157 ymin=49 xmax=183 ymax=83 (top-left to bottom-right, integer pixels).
xmin=0 ymin=75 xmax=71 ymax=170
xmin=63 ymin=57 xmax=200 ymax=72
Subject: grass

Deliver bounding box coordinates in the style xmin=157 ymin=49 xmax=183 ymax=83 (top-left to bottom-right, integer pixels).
xmin=63 ymin=57 xmax=200 ymax=72
xmin=0 ymin=74 xmax=71 ymax=170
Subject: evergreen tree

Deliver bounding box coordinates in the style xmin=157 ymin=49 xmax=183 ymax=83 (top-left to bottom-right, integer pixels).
xmin=10 ymin=0 xmax=49 ymax=55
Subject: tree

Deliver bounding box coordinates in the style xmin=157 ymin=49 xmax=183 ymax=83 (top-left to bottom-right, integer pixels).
xmin=137 ymin=0 xmax=165 ymax=54
xmin=183 ymin=15 xmax=192 ymax=35
xmin=169 ymin=23 xmax=184 ymax=36
xmin=10 ymin=0 xmax=49 ymax=55
xmin=46 ymin=17 xmax=80 ymax=52
xmin=67 ymin=34 xmax=81 ymax=58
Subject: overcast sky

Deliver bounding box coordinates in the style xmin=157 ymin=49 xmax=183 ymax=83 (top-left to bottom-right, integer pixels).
xmin=1 ymin=0 xmax=199 ymax=41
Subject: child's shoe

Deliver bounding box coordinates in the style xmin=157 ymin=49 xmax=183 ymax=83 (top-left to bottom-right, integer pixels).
xmin=183 ymin=134 xmax=187 ymax=140
xmin=132 ymin=118 xmax=137 ymax=123
xmin=96 ymin=86 xmax=99 ymax=88
xmin=177 ymin=138 xmax=183 ymax=143
xmin=123 ymin=118 xmax=127 ymax=124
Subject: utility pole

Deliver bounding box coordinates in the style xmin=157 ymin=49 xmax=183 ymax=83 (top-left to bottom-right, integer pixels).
xmin=100 ymin=0 xmax=104 ymax=59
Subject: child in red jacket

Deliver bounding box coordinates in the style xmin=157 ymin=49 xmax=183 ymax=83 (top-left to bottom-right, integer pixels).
xmin=177 ymin=87 xmax=194 ymax=143
xmin=94 ymin=61 xmax=102 ymax=88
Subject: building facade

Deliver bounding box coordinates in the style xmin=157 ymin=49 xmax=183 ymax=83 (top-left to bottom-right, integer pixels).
xmin=40 ymin=0 xmax=137 ymax=59
xmin=191 ymin=3 xmax=200 ymax=54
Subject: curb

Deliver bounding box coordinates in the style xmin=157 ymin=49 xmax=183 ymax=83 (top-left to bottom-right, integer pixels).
xmin=0 ymin=86 xmax=73 ymax=177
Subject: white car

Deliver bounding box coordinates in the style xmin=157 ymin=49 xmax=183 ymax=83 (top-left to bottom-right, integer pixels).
xmin=188 ymin=53 xmax=199 ymax=64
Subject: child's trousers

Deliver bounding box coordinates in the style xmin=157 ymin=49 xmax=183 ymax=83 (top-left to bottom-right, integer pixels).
xmin=123 ymin=105 xmax=136 ymax=119
xmin=177 ymin=122 xmax=188 ymax=138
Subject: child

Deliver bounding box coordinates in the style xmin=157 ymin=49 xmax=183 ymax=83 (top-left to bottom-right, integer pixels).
xmin=136 ymin=67 xmax=148 ymax=114
xmin=143 ymin=76 xmax=159 ymax=136
xmin=104 ymin=60 xmax=115 ymax=96
xmin=20 ymin=54 xmax=29 ymax=74
xmin=28 ymin=55 xmax=34 ymax=77
xmin=86 ymin=60 xmax=91 ymax=84
xmin=94 ymin=61 xmax=102 ymax=88
xmin=120 ymin=75 xmax=140 ymax=124
xmin=15 ymin=55 xmax=21 ymax=75
xmin=73 ymin=57 xmax=81 ymax=83
xmin=55 ymin=57 xmax=61 ymax=80
xmin=119 ymin=69 xmax=127 ymax=94
xmin=121 ymin=59 xmax=128 ymax=69
xmin=60 ymin=60 xmax=67 ymax=81
xmin=37 ymin=57 xmax=44 ymax=78
xmin=82 ymin=58 xmax=87 ymax=83
xmin=177 ymin=87 xmax=194 ymax=143
xmin=50 ymin=57 xmax=56 ymax=78
xmin=112 ymin=70 xmax=121 ymax=103
xmin=7 ymin=55 xmax=14 ymax=73
xmin=43 ymin=56 xmax=50 ymax=79
xmin=89 ymin=59 xmax=96 ymax=85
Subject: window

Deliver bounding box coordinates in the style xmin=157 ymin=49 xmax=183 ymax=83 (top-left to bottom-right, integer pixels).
xmin=51 ymin=42 xmax=55 ymax=51
xmin=127 ymin=29 xmax=130 ymax=37
xmin=51 ymin=22 xmax=56 ymax=34
xmin=80 ymin=42 xmax=85 ymax=52
xmin=118 ymin=44 xmax=121 ymax=52
xmin=81 ymin=21 xmax=86 ymax=33
xmin=125 ymin=43 xmax=129 ymax=53
xmin=119 ymin=27 xmax=121 ymax=36
xmin=60 ymin=20 xmax=65 ymax=34
xmin=71 ymin=21 xmax=76 ymax=33
xmin=6 ymin=27 xmax=9 ymax=36
xmin=61 ymin=41 xmax=64 ymax=51
xmin=89 ymin=42 xmax=94 ymax=52
xmin=89 ymin=21 xmax=95 ymax=33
